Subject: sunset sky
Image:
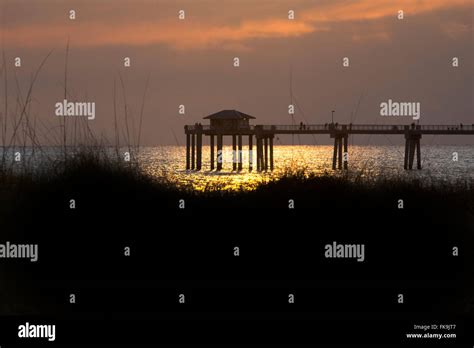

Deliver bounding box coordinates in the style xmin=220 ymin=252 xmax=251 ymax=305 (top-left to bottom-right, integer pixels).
xmin=1 ymin=0 xmax=472 ymax=145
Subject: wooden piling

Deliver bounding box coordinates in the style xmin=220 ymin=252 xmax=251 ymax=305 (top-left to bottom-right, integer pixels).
xmin=332 ymin=137 xmax=338 ymax=170
xmin=343 ymin=135 xmax=348 ymax=170
xmin=196 ymin=132 xmax=202 ymax=171
xmin=238 ymin=135 xmax=243 ymax=171
xmin=191 ymin=134 xmax=195 ymax=170
xmin=408 ymin=138 xmax=416 ymax=170
xmin=210 ymin=135 xmax=215 ymax=170
xmin=217 ymin=135 xmax=223 ymax=171
xmin=248 ymin=135 xmax=253 ymax=172
xmin=264 ymin=137 xmax=268 ymax=171
xmin=255 ymin=136 xmax=260 ymax=172
xmin=255 ymin=137 xmax=259 ymax=171
xmin=269 ymin=136 xmax=274 ymax=171
xmin=416 ymin=138 xmax=422 ymax=170
xmin=257 ymin=137 xmax=263 ymax=172
xmin=404 ymin=136 xmax=410 ymax=170
xmin=232 ymin=135 xmax=237 ymax=171
xmin=186 ymin=133 xmax=190 ymax=170
xmin=337 ymin=136 xmax=343 ymax=169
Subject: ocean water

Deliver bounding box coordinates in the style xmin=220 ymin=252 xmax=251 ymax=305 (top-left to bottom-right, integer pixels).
xmin=137 ymin=145 xmax=474 ymax=190
xmin=1 ymin=145 xmax=472 ymax=190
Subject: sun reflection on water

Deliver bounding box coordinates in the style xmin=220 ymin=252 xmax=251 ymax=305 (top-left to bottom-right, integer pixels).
xmin=137 ymin=145 xmax=474 ymax=191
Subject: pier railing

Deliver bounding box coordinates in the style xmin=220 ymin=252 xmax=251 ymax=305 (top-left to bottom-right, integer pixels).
xmin=185 ymin=124 xmax=474 ymax=132
xmin=263 ymin=124 xmax=474 ymax=131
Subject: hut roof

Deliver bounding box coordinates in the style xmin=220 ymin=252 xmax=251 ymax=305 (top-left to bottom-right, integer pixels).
xmin=203 ymin=109 xmax=256 ymax=120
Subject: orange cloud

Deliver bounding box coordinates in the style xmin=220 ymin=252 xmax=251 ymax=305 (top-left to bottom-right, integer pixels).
xmin=2 ymin=0 xmax=471 ymax=50
xmin=2 ymin=18 xmax=316 ymax=50
xmin=302 ymin=0 xmax=472 ymax=22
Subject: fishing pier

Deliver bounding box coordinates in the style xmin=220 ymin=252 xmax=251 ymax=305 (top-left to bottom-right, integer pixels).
xmin=184 ymin=110 xmax=474 ymax=172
